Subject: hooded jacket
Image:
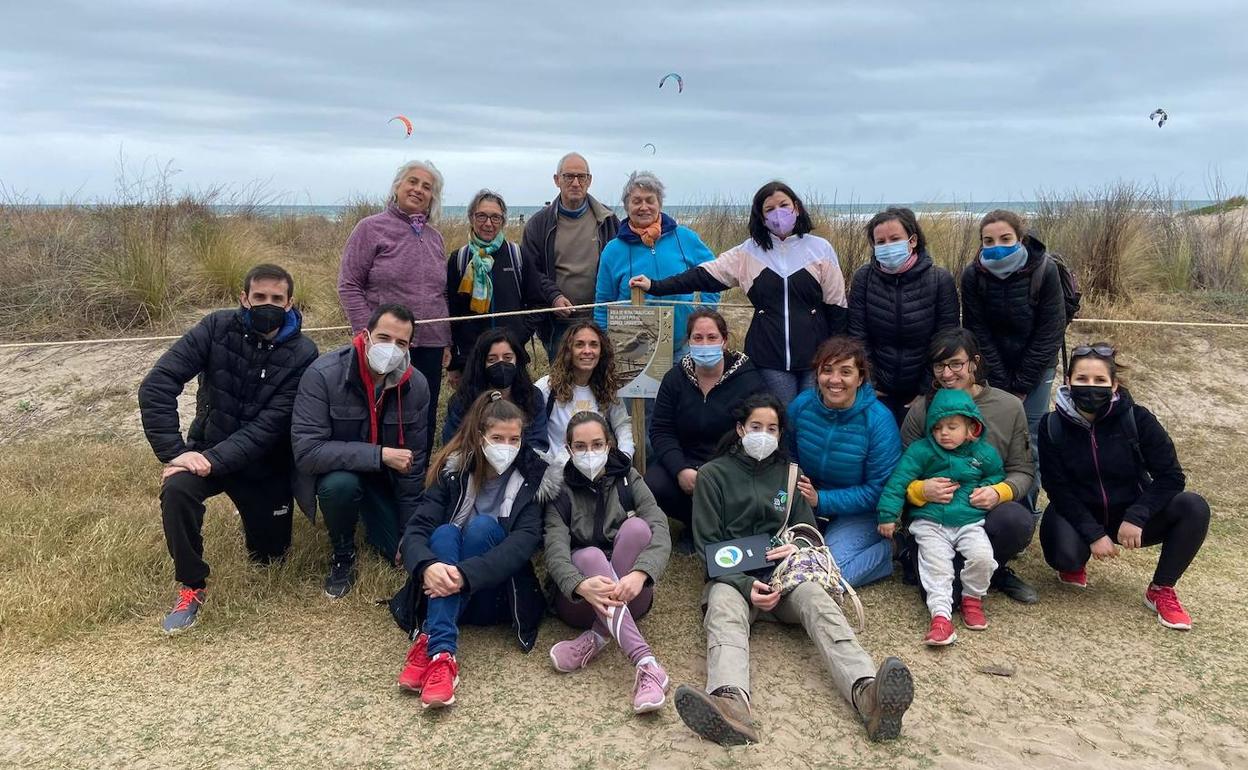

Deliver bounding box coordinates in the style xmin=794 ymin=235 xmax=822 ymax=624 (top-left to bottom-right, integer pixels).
xmin=391 ymin=446 xmax=554 ymax=652
xmin=1039 ymin=386 xmax=1186 ymax=544
xmin=139 ymin=307 xmax=318 ymax=479
xmin=847 ymin=251 xmax=959 ymax=401
xmin=520 ymin=195 xmax=619 ymax=336
xmin=878 ymin=389 xmax=1006 ymax=527
xmin=960 ymin=234 xmax=1065 ymax=394
xmin=542 ymin=449 xmax=671 ymax=601
xmin=290 ymin=338 xmax=430 ymax=520
xmin=594 ymin=213 xmax=720 ymax=357
xmin=650 ymin=351 xmax=767 ymax=479
xmin=647 ymin=233 xmax=847 ymax=371
xmin=692 ymin=443 xmax=816 ymax=603
xmin=787 ymin=384 xmax=901 ymax=521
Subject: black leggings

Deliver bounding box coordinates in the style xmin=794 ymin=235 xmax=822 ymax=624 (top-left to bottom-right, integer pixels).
xmin=1039 ymin=491 xmax=1210 ymax=587
xmin=643 ymin=464 xmax=693 ymax=527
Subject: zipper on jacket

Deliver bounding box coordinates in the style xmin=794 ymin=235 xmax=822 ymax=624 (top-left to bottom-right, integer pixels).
xmin=782 ymin=273 xmax=791 ymax=370
xmin=1089 ymin=426 xmax=1111 ymax=521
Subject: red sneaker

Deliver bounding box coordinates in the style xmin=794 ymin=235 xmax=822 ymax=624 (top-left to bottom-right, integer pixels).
xmin=1145 ymin=585 xmax=1192 ymax=630
xmin=397 ymin=634 xmax=431 ymax=692
xmin=1057 ymin=567 xmax=1088 ymax=588
xmin=421 ymin=652 xmax=460 ymax=709
xmin=960 ymin=596 xmax=988 ymax=630
xmin=923 ymin=616 xmax=957 ymax=646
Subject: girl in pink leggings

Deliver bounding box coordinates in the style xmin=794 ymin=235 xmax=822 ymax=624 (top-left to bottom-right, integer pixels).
xmin=543 ymin=412 xmax=673 ymax=713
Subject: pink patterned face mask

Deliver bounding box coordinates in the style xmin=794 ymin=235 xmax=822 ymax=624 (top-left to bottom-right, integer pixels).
xmin=764 ymin=206 xmax=798 ymax=237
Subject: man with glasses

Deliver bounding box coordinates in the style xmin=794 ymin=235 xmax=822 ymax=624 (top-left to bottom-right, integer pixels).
xmin=447 ymin=189 xmax=562 ymax=387
xmin=291 ymin=303 xmax=431 ymax=599
xmin=521 ymin=152 xmax=620 ymax=359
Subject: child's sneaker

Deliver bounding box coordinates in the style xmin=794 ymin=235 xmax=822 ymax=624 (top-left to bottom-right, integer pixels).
xmin=960 ymin=596 xmax=988 ymax=630
xmin=397 ymin=633 xmax=431 ymax=692
xmin=1145 ymin=585 xmax=1192 ymax=630
xmin=632 ymin=660 xmax=670 ymax=714
xmin=1057 ymin=567 xmax=1088 ymax=588
xmin=421 ymin=652 xmax=459 ymax=709
xmin=923 ymin=616 xmax=956 ymax=646
xmin=549 ymin=630 xmax=606 ymax=673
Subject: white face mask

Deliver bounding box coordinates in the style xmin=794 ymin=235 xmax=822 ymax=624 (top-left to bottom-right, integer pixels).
xmin=367 ymin=338 xmax=407 ymax=375
xmin=482 ymin=441 xmax=520 ymax=475
xmin=571 ymin=448 xmax=609 ymax=480
xmin=741 ymin=431 xmax=778 ymax=461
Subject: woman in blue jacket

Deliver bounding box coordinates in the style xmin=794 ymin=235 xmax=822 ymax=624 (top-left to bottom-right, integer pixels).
xmin=594 ymin=171 xmax=719 ymax=361
xmin=788 ymin=336 xmax=902 ymax=587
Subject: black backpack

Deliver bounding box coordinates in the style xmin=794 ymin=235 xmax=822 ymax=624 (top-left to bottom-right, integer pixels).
xmin=551 ymin=473 xmax=637 ymax=549
xmin=1043 ymin=407 xmax=1149 ymax=481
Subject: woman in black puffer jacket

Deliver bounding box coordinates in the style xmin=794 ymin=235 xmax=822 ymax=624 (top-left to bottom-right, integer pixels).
xmin=848 ymin=207 xmax=959 ymax=424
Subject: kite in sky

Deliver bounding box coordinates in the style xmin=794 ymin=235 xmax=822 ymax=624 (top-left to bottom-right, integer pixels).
xmin=659 ymin=72 xmax=683 ymax=93
xmin=389 ymin=115 xmax=413 ymax=137
xmin=643 ymin=143 xmax=657 ymax=155
xmin=1149 ymin=108 xmax=1168 ymax=128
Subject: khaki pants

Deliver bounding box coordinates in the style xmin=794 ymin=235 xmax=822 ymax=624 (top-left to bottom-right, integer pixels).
xmin=704 ymin=581 xmax=877 ymax=702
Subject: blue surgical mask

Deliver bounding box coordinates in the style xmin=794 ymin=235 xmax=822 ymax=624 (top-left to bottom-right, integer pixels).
xmin=689 ymin=344 xmax=724 ymax=368
xmin=873 ymin=240 xmax=912 ymax=273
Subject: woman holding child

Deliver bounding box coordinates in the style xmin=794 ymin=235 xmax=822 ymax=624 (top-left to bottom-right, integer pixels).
xmin=1038 ymin=343 xmax=1210 ymax=630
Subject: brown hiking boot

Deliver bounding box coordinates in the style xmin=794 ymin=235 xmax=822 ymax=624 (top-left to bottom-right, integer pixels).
xmin=853 ymin=657 xmax=914 ymax=741
xmin=674 ymin=684 xmax=759 ymax=745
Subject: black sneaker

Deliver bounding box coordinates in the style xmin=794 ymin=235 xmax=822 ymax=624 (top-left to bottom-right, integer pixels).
xmin=324 ymin=553 xmax=357 ymax=599
xmin=993 ymin=566 xmax=1040 ymax=604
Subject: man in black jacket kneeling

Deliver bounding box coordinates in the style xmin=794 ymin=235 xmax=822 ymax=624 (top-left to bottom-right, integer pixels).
xmin=139 ymin=263 xmax=319 ymax=634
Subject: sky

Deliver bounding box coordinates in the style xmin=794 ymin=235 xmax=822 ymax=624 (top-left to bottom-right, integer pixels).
xmin=2 ymin=0 xmax=1247 ymax=207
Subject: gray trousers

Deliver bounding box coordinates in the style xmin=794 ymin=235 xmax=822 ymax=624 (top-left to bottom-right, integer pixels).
xmin=704 ymin=581 xmax=877 ymax=703
xmin=910 ymin=518 xmax=997 ymax=619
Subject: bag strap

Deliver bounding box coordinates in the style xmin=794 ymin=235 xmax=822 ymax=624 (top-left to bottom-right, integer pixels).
xmin=774 ymin=462 xmax=800 ymax=538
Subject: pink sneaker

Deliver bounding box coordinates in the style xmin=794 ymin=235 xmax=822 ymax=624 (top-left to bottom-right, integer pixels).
xmin=632 ymin=660 xmax=670 ymax=714
xmin=549 ymin=630 xmax=606 ymax=673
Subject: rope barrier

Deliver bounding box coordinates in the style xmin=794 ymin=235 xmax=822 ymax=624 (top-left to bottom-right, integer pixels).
xmin=0 ymin=298 xmax=1245 ymax=350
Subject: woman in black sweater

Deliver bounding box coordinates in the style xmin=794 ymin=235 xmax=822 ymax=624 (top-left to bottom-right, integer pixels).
xmin=1038 ymin=343 xmax=1210 ymax=630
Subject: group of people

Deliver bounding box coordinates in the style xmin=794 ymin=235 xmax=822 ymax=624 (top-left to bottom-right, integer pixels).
xmin=136 ymin=153 xmax=1211 ymax=747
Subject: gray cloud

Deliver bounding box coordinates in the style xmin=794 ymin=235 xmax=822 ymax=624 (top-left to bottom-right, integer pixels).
xmin=1 ymin=0 xmax=1246 ymax=206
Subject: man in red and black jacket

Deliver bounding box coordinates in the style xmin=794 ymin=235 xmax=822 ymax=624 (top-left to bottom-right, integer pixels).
xmin=139 ymin=263 xmax=319 ymax=634
xmin=292 ymin=303 xmax=431 ymax=600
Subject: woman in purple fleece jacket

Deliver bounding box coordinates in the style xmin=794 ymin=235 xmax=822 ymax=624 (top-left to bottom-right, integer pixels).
xmin=339 ymin=160 xmax=451 ymax=451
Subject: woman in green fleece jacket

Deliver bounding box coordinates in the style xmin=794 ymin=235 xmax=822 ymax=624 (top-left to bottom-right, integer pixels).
xmin=879 ymin=388 xmax=1004 ymax=646
xmin=672 ymin=393 xmax=914 ymax=747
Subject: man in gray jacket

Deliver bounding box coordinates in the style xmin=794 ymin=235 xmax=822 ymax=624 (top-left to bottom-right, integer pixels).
xmin=292 ymin=303 xmax=430 ymax=598
xmin=521 ymin=152 xmax=620 ymax=358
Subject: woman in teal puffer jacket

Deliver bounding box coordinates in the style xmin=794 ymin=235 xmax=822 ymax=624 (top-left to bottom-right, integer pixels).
xmin=788 ymin=336 xmax=902 ymax=586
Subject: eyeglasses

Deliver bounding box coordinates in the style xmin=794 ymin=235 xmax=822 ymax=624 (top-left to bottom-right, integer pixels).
xmin=932 ymin=359 xmax=969 ymax=374
xmin=1071 ymin=344 xmax=1116 ymax=358
xmin=569 ymin=441 xmax=609 ymax=453
xmin=559 ymin=173 xmax=590 ymax=184
xmin=471 ymin=213 xmax=505 ymax=225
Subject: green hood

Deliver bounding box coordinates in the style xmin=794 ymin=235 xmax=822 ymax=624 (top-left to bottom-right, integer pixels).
xmin=924 ymin=388 xmax=986 ymax=437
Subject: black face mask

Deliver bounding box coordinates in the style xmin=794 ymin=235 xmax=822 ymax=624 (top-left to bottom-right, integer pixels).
xmin=485 ymin=361 xmax=518 ymax=389
xmin=1070 ymin=384 xmax=1113 ymax=414
xmin=247 ymin=303 xmax=287 ymax=334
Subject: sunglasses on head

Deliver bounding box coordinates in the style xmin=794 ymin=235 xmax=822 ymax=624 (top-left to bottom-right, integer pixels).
xmin=1070 ymin=344 xmax=1116 ymax=358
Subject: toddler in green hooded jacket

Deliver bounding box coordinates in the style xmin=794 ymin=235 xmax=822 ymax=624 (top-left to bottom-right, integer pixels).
xmin=877 ymin=388 xmax=1003 ymax=645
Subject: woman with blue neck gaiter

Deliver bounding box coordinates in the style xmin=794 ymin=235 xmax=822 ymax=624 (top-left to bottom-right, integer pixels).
xmin=960 ymin=209 xmax=1066 ymax=512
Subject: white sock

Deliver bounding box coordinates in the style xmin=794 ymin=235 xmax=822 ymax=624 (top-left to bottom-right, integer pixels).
xmin=636 ymin=655 xmax=656 ymax=668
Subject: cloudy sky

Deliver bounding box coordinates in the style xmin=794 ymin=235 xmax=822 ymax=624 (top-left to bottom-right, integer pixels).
xmin=2 ymin=0 xmax=1246 ymax=207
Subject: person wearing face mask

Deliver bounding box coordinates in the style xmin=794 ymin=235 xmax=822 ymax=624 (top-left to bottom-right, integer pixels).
xmin=673 ymin=393 xmax=914 ymax=746
xmin=848 ymin=207 xmax=959 ymax=425
xmin=292 ymin=304 xmax=432 ymax=600
xmin=390 ymin=392 xmax=553 ymax=709
xmin=646 ymin=309 xmax=766 ymax=550
xmin=594 ymin=170 xmax=719 ymax=362
xmin=1037 ymin=344 xmax=1209 ymax=630
xmin=140 ymin=264 xmax=319 ymax=634
xmin=447 ymin=189 xmax=567 ymax=388
xmin=534 ymin=320 xmax=635 ymax=458
xmin=542 ymin=413 xmax=673 ymax=714
xmin=441 ymin=329 xmax=549 ymax=451
xmin=630 ymin=181 xmax=847 ymax=408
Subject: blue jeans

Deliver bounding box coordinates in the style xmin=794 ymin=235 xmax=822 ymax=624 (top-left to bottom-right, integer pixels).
xmin=424 ymin=517 xmax=509 ymax=656
xmin=824 ymin=514 xmax=893 ymax=587
xmin=1021 ymin=368 xmax=1056 ymax=513
xmin=758 ymin=368 xmax=816 ymax=411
